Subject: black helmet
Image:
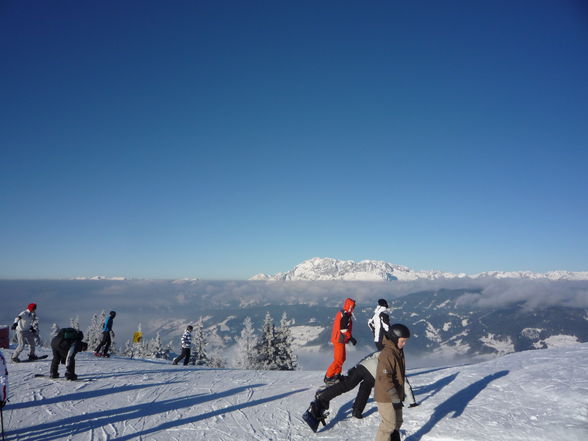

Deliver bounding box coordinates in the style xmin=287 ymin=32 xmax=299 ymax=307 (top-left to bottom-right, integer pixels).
xmin=187 ymin=325 xmax=193 ymax=331
xmin=378 ymin=298 xmax=389 ymax=308
xmin=387 ymin=323 xmax=410 ymax=342
xmin=110 ymin=311 xmax=116 ymax=317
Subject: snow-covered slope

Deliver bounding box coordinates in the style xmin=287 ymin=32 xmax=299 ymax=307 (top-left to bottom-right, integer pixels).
xmin=250 ymin=257 xmax=588 ymax=281
xmin=3 ymin=343 xmax=587 ymax=440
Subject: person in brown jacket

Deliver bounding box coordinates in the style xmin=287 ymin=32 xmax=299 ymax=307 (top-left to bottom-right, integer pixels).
xmin=373 ymin=323 xmax=411 ymax=441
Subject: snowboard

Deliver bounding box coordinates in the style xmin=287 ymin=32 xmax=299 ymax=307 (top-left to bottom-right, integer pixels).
xmin=302 ymin=401 xmax=329 ymax=433
xmin=93 ymin=352 xmax=111 ymax=358
xmin=15 ymin=355 xmax=48 ymax=363
xmin=34 ymin=373 xmax=94 ymax=382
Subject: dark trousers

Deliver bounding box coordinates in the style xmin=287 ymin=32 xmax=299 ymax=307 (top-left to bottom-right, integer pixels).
xmin=95 ymin=331 xmax=112 ymax=355
xmin=50 ymin=339 xmax=76 ymax=377
xmin=173 ymin=348 xmax=191 ymax=365
xmin=318 ymin=364 xmax=374 ymax=414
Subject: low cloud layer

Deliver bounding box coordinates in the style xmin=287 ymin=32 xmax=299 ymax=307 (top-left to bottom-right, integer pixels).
xmin=1 ymin=278 xmax=586 ymax=345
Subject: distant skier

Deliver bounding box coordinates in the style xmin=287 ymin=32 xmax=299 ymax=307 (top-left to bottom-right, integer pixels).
xmin=0 ymin=349 xmax=8 ymax=408
xmin=50 ymin=328 xmax=87 ymax=380
xmin=374 ymin=324 xmax=411 ymax=441
xmin=172 ymin=325 xmax=193 ymax=366
xmin=11 ymin=303 xmax=40 ymax=362
xmin=324 ymin=298 xmax=357 ymax=385
xmin=94 ymin=311 xmax=116 ymax=357
xmin=368 ymin=299 xmax=391 ymax=350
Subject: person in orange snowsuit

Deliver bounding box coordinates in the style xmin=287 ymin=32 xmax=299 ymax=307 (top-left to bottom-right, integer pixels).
xmin=324 ymin=298 xmax=357 ymax=385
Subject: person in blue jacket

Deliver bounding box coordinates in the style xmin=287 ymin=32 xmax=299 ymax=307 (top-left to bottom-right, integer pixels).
xmin=94 ymin=311 xmax=116 ymax=357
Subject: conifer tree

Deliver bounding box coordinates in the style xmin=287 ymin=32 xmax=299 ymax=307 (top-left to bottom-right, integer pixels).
xmin=70 ymin=315 xmax=80 ymax=330
xmin=274 ymin=312 xmax=297 ymax=370
xmin=206 ymin=326 xmax=226 ymax=368
xmin=235 ymin=316 xmax=257 ymax=369
xmin=85 ymin=311 xmax=106 ymax=351
xmin=254 ymin=312 xmax=278 ymax=370
xmin=190 ymin=318 xmax=208 ymax=366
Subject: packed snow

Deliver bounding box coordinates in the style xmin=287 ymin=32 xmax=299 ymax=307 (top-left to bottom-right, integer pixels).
xmin=2 ymin=343 xmax=586 ymax=440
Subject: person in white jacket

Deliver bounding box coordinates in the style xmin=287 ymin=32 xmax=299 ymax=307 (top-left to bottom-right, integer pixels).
xmin=0 ymin=350 xmax=8 ymax=408
xmin=11 ymin=303 xmax=40 ymax=362
xmin=368 ymin=299 xmax=391 ymax=351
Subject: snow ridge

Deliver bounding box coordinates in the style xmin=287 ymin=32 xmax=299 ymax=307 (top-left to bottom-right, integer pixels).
xmin=250 ymin=257 xmax=588 ymax=282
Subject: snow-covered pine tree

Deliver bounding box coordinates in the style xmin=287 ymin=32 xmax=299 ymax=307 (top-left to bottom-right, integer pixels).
xmin=147 ymin=332 xmax=172 ymax=359
xmin=274 ymin=312 xmax=297 ymax=370
xmin=85 ymin=311 xmax=106 ymax=351
xmin=206 ymin=326 xmax=226 ymax=368
xmin=189 ymin=318 xmax=208 ymax=366
xmin=234 ymin=316 xmax=257 ymax=369
xmin=50 ymin=323 xmax=60 ymax=338
xmin=254 ymin=312 xmax=278 ymax=370
xmin=70 ymin=315 xmax=80 ymax=330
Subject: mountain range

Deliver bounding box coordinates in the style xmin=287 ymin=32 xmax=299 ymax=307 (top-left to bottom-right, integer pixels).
xmin=249 ymin=257 xmax=588 ymax=281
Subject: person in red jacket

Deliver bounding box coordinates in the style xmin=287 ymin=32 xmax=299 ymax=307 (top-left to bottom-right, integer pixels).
xmin=324 ymin=297 xmax=357 ymax=385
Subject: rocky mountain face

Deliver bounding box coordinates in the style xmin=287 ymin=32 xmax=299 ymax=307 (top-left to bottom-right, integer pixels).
xmin=250 ymin=257 xmax=588 ymax=282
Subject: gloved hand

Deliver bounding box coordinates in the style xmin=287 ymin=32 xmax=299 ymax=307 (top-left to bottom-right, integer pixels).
xmin=111 ymin=331 xmax=115 ymax=338
xmin=393 ymin=402 xmax=403 ymax=410
xmin=0 ymin=400 xmax=6 ymax=409
xmin=11 ymin=323 xmax=17 ymax=330
xmin=349 ymin=337 xmax=357 ymax=346
xmin=30 ymin=327 xmax=37 ymax=334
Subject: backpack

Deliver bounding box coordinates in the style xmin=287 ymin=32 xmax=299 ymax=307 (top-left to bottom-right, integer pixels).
xmin=61 ymin=328 xmax=82 ymax=341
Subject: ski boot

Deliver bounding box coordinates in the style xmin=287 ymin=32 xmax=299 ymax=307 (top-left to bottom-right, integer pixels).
xmin=65 ymin=372 xmax=78 ymax=381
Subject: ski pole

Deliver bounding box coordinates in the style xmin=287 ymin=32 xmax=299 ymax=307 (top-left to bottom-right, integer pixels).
xmin=1 ymin=405 xmax=5 ymax=441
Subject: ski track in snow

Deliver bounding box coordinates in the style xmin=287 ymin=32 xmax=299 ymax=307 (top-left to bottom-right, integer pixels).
xmin=2 ymin=344 xmax=587 ymax=440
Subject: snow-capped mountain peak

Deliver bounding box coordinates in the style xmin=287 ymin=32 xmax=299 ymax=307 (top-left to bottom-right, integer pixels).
xmin=249 ymin=257 xmax=588 ymax=281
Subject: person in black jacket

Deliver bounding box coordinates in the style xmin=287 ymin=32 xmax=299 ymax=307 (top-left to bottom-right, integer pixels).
xmin=50 ymin=328 xmax=88 ymax=380
xmin=94 ymin=311 xmax=116 ymax=357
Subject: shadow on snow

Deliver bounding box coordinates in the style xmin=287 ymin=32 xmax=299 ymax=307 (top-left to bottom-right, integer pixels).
xmin=9 ymin=381 xmax=178 ymax=410
xmin=6 ymin=384 xmax=306 ymax=441
xmin=404 ymin=370 xmax=509 ymax=441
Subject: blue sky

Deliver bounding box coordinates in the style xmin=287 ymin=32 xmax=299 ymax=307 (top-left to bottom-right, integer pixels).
xmin=1 ymin=0 xmax=587 ymax=279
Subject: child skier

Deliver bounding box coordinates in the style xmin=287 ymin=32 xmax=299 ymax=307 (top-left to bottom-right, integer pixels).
xmin=324 ymin=298 xmax=357 ymax=385
xmin=172 ymin=325 xmax=193 ymax=366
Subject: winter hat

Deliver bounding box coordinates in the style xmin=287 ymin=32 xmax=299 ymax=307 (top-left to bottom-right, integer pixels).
xmin=343 ymin=298 xmax=356 ymax=313
xmin=377 ymin=299 xmax=389 ymax=308
xmin=27 ymin=303 xmax=37 ymax=312
xmin=110 ymin=311 xmax=116 ymax=317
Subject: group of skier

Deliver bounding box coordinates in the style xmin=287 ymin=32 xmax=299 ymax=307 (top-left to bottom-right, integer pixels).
xmin=6 ymin=298 xmax=412 ymax=439
xmin=305 ymin=297 xmax=416 ymax=441
xmin=6 ymin=304 xmax=117 ymax=381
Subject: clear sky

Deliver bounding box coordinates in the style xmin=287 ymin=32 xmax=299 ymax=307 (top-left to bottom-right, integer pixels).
xmin=1 ymin=0 xmax=587 ymax=279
